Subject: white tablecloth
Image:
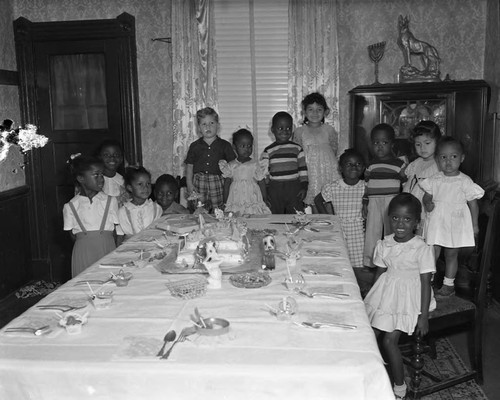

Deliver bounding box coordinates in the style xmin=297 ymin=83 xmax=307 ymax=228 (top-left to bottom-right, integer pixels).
xmin=0 ymin=215 xmax=393 ymax=400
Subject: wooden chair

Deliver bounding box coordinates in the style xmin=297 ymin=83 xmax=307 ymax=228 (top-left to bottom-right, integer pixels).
xmin=404 ymin=195 xmax=500 ymax=398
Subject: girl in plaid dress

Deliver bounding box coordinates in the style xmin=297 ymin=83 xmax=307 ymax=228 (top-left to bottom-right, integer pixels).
xmin=315 ymin=148 xmax=366 ymax=268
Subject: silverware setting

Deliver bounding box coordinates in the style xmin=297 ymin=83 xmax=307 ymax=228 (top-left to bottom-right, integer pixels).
xmin=74 ymin=278 xmax=113 ymax=286
xmin=157 ymin=330 xmax=176 ymax=357
xmin=37 ymin=304 xmax=87 ymax=312
xmin=301 ymin=269 xmax=342 ymax=277
xmin=305 ymin=249 xmax=340 ymax=257
xmin=301 ymin=321 xmax=357 ymax=330
xmin=160 ymin=326 xmax=196 ymax=360
xmin=5 ymin=325 xmax=52 ymax=335
xmin=294 ymin=289 xmax=349 ymax=298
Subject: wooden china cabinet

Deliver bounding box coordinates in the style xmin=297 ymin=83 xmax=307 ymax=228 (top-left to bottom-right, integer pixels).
xmin=348 ymin=80 xmax=492 ymax=183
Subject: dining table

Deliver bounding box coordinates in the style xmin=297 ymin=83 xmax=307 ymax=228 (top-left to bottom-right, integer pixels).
xmin=0 ymin=214 xmax=393 ymax=400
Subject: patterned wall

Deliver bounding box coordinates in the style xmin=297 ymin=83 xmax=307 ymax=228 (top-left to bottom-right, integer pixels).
xmin=2 ymin=0 xmax=489 ymax=189
xmin=337 ymin=0 xmax=487 ymax=152
xmin=0 ymin=0 xmax=23 ymax=192
xmin=13 ymin=0 xmax=173 ymax=182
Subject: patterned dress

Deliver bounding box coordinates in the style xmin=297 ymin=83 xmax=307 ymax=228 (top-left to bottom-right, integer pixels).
xmin=294 ymin=124 xmax=340 ymax=204
xmin=419 ymin=172 xmax=484 ymax=247
xmin=219 ymin=159 xmax=271 ymax=215
xmin=322 ymin=179 xmax=366 ymax=268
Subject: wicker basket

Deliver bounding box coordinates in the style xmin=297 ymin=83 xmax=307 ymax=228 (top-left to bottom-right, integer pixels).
xmin=165 ymin=277 xmax=208 ymax=300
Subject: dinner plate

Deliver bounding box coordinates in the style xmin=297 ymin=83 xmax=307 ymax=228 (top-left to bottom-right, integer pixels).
xmin=229 ymin=271 xmax=272 ymax=289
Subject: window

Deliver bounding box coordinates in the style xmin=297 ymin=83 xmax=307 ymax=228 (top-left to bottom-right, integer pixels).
xmin=214 ymin=0 xmax=288 ymax=156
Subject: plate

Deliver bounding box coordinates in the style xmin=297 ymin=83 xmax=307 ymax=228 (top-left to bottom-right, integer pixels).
xmin=229 ymin=271 xmax=271 ymax=289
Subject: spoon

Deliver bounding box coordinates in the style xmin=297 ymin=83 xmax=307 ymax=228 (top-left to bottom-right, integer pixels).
xmin=5 ymin=325 xmax=51 ymax=336
xmin=156 ymin=330 xmax=176 ymax=357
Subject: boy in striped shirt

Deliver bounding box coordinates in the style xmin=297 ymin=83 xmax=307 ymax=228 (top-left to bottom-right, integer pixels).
xmin=362 ymin=123 xmax=406 ymax=267
xmin=261 ymin=112 xmax=308 ymax=214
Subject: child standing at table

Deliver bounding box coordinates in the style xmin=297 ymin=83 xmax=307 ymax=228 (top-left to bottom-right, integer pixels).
xmin=363 ymin=123 xmax=406 ymax=268
xmin=63 ymin=154 xmax=119 ymax=277
xmin=154 ymin=174 xmax=189 ymax=215
xmin=117 ymin=166 xmax=163 ymax=242
xmin=219 ymin=129 xmax=271 ymax=215
xmin=185 ymin=107 xmax=236 ymax=211
xmin=95 ymin=139 xmax=128 ymax=206
xmin=402 ymin=121 xmax=441 ymax=237
xmin=314 ymin=148 xmax=367 ymax=291
xmin=261 ymin=111 xmax=308 ymax=214
xmin=293 ymin=92 xmax=340 ymax=211
xmin=420 ymin=137 xmax=484 ymax=297
xmin=364 ymin=193 xmax=435 ymax=400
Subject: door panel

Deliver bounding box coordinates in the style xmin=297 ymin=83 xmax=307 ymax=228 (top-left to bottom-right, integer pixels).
xmin=14 ymin=14 xmax=141 ymax=282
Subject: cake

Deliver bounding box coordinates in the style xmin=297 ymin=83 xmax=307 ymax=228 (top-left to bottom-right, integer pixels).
xmin=175 ymin=215 xmax=250 ymax=269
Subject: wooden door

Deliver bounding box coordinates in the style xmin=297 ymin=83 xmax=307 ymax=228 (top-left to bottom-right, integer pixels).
xmin=14 ymin=13 xmax=141 ymax=282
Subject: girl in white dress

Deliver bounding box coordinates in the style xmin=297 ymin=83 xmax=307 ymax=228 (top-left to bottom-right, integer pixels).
xmin=402 ymin=121 xmax=441 ymax=237
xmin=95 ymin=139 xmax=128 ymax=206
xmin=420 ymin=137 xmax=484 ymax=297
xmin=293 ymin=92 xmax=340 ymax=210
xmin=63 ymin=155 xmax=119 ymax=277
xmin=117 ymin=166 xmax=163 ymax=242
xmin=364 ymin=193 xmax=435 ymax=400
xmin=219 ymin=129 xmax=271 ymax=215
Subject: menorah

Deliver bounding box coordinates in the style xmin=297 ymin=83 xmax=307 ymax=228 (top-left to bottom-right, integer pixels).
xmin=368 ymin=41 xmax=386 ymax=85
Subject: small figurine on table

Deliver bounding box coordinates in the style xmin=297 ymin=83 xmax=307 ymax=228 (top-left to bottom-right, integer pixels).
xmin=203 ymin=241 xmax=223 ymax=289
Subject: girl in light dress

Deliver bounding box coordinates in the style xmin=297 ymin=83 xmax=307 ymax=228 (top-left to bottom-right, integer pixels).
xmin=63 ymin=155 xmax=119 ymax=277
xmin=420 ymin=137 xmax=484 ymax=297
xmin=364 ymin=193 xmax=436 ymax=400
xmin=219 ymin=129 xmax=271 ymax=215
xmin=293 ymin=92 xmax=340 ymax=211
xmin=95 ymin=139 xmax=128 ymax=206
xmin=402 ymin=121 xmax=441 ymax=237
xmin=117 ymin=166 xmax=163 ymax=243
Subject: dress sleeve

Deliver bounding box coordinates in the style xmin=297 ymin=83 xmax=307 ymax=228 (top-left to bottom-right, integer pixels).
xmin=219 ymin=160 xmax=232 ymax=178
xmin=293 ymin=127 xmax=304 ymax=147
xmin=184 ymin=142 xmax=196 ymax=165
xmin=417 ymin=242 xmax=436 ymax=274
xmin=463 ymin=178 xmax=485 ymax=201
xmin=418 ymin=176 xmax=433 ymax=194
xmin=372 ymin=240 xmax=388 ymax=269
xmin=63 ymin=202 xmax=75 ymax=231
xmin=321 ymin=182 xmax=335 ymax=202
xmin=254 ymin=158 xmax=269 ymax=181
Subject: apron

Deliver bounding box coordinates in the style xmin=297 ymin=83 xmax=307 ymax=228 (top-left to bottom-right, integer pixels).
xmin=69 ymin=196 xmax=116 ymax=277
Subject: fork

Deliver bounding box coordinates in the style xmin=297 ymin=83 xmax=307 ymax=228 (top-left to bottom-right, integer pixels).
xmin=301 ymin=321 xmax=357 ymax=330
xmin=161 ymin=328 xmax=189 ymax=360
xmin=301 ymin=269 xmax=343 ymax=277
xmin=37 ymin=304 xmax=87 ymax=312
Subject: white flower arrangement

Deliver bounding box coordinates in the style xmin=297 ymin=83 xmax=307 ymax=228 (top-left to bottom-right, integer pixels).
xmin=0 ymin=119 xmax=49 ymax=163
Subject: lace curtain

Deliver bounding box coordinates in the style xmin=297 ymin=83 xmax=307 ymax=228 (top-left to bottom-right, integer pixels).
xmin=172 ymin=0 xmax=218 ymax=176
xmin=288 ymin=0 xmax=340 ymax=144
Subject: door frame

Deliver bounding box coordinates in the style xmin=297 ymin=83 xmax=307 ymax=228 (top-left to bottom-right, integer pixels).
xmin=14 ymin=13 xmax=142 ymax=280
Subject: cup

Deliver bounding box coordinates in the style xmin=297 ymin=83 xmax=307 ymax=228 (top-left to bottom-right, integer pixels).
xmin=91 ymin=291 xmax=114 ymax=309
xmin=276 ymin=296 xmax=298 ymax=320
xmin=283 ymin=273 xmax=305 ymax=292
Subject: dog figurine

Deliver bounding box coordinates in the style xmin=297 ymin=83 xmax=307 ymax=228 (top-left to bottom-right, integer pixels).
xmin=397 ymin=15 xmax=440 ymax=79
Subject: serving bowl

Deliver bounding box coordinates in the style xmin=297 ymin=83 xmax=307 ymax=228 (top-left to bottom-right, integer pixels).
xmin=196 ymin=317 xmax=230 ymax=336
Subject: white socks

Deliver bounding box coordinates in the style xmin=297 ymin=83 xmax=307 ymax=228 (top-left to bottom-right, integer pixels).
xmin=443 ymin=277 xmax=455 ymax=287
xmin=394 ymin=382 xmax=407 ymax=398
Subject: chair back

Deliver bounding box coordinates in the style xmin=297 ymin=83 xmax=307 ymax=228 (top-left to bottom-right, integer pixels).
xmin=473 ymin=196 xmax=500 ymax=314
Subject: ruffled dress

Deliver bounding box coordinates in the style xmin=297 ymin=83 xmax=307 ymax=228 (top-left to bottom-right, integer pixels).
xmin=219 ymin=159 xmax=271 ymax=215
xmin=403 ymin=157 xmax=439 ymax=237
xmin=364 ymin=235 xmax=436 ymax=335
xmin=293 ymin=124 xmax=340 ymax=204
xmin=419 ymin=172 xmax=484 ymax=247
xmin=103 ymin=173 xmax=129 ymax=206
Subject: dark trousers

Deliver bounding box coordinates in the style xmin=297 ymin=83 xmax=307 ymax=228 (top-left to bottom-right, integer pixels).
xmin=268 ymin=180 xmax=304 ymax=214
